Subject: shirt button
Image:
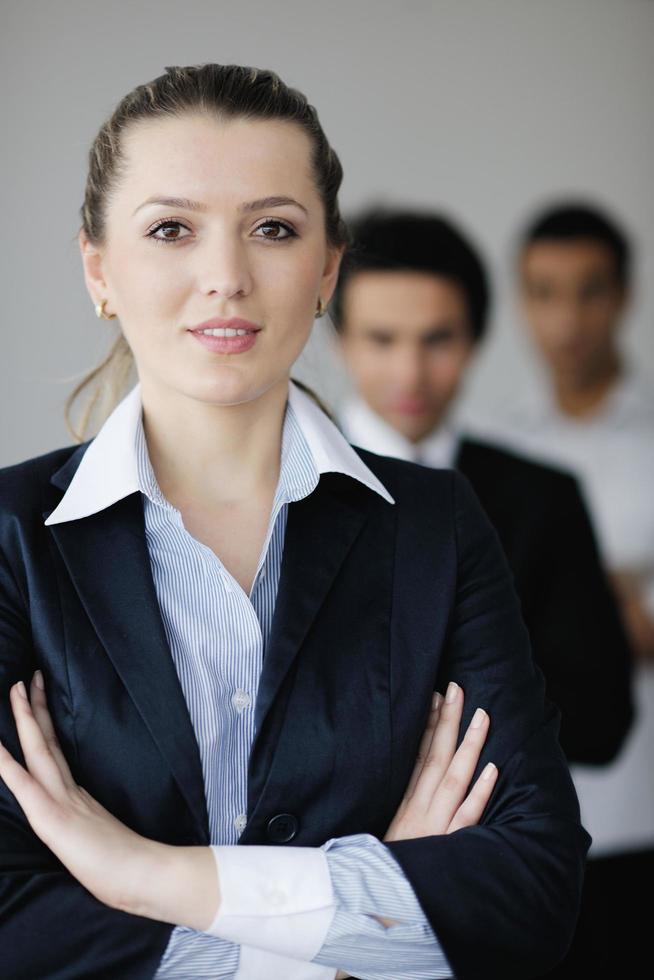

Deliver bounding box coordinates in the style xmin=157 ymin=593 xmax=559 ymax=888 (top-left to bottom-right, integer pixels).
xmin=234 ymin=813 xmax=247 ymax=833
xmin=232 ymin=689 xmax=252 ymax=712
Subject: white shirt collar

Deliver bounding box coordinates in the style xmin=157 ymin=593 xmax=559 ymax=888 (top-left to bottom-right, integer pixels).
xmin=339 ymin=393 xmax=460 ymax=469
xmin=44 ymin=379 xmax=394 ymax=526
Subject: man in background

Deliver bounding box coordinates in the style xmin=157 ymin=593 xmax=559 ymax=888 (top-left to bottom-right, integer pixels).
xmin=486 ymin=202 xmax=654 ymax=663
xmin=329 ymin=205 xmax=633 ymax=775
xmin=470 ymin=201 xmax=654 ymax=975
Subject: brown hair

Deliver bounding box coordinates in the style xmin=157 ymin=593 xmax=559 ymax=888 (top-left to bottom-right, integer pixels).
xmin=67 ymin=63 xmax=350 ymax=441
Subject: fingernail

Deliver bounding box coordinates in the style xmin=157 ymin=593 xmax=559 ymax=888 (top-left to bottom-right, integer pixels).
xmin=482 ymin=762 xmax=497 ymax=781
xmin=471 ymin=707 xmax=486 ymax=728
xmin=16 ymin=681 xmax=27 ymax=700
xmin=445 ymin=681 xmax=458 ymax=704
xmin=432 ymin=692 xmax=442 ymax=710
xmin=34 ymin=670 xmax=44 ymax=690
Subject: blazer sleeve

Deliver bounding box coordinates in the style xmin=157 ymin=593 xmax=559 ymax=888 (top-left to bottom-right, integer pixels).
xmin=0 ymin=543 xmax=174 ymax=980
xmin=383 ymin=470 xmax=593 ymax=980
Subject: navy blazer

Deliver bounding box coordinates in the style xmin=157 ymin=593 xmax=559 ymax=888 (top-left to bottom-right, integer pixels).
xmin=456 ymin=436 xmax=634 ymax=765
xmin=0 ymin=438 xmax=592 ymax=980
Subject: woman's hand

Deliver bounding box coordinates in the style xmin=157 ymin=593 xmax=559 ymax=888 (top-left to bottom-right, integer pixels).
xmin=0 ymin=672 xmax=219 ymax=930
xmin=367 ymin=682 xmax=498 ymax=935
xmin=384 ymin=681 xmax=498 ymax=842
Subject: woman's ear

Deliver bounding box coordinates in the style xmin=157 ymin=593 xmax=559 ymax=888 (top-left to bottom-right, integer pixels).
xmin=319 ymin=244 xmax=346 ymax=307
xmin=78 ymin=228 xmax=112 ymax=310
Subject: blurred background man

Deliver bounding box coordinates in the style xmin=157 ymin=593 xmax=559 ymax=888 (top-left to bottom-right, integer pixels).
xmin=487 ymin=202 xmax=654 ymax=664
xmin=330 ymin=205 xmax=633 ymax=768
xmin=469 ymin=201 xmax=654 ymax=975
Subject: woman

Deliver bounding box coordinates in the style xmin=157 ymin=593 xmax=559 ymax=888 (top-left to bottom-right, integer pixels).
xmin=0 ymin=64 xmax=590 ymax=980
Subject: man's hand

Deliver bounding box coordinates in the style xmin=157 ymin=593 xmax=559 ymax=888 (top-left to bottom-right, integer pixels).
xmin=609 ymin=569 xmax=654 ymax=663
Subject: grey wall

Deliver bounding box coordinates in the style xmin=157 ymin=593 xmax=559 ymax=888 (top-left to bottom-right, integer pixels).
xmin=2 ymin=0 xmax=653 ymax=464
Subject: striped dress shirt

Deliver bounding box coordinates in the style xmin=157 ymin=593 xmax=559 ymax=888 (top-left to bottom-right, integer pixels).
xmin=64 ymin=378 xmax=452 ymax=979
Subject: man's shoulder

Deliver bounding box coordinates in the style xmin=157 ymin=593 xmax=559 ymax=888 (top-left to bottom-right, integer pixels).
xmin=617 ymin=368 xmax=654 ymax=427
xmin=458 ymin=434 xmax=580 ymax=494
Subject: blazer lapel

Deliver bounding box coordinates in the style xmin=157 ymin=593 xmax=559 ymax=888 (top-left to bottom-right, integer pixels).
xmin=246 ymin=473 xmax=376 ymax=815
xmin=44 ymin=449 xmax=210 ymax=842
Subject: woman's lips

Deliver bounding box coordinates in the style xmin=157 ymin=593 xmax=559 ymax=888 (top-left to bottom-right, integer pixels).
xmin=188 ymin=324 xmax=261 ymax=354
xmin=190 ymin=331 xmax=259 ymax=354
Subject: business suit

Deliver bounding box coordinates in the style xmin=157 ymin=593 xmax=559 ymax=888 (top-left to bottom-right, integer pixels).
xmin=456 ymin=437 xmax=635 ymax=765
xmin=0 ymin=437 xmax=592 ymax=979
xmin=340 ymin=395 xmax=635 ymax=772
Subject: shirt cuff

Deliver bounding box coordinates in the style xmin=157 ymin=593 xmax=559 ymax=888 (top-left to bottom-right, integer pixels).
xmin=204 ymin=844 xmax=337 ymax=961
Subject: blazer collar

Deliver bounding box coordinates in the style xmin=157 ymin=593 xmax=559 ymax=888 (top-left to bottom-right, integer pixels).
xmin=45 ymin=379 xmax=393 ymax=526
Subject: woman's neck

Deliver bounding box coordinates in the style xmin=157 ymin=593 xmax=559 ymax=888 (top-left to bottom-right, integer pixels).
xmin=139 ymin=376 xmax=290 ymax=510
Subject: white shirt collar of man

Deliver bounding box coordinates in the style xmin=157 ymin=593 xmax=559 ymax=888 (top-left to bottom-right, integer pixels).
xmin=339 ymin=392 xmax=460 ymax=469
xmin=44 ymin=379 xmax=395 ymax=527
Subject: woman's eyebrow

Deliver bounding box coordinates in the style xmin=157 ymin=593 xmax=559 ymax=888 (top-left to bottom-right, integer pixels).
xmin=132 ymin=195 xmax=309 ymax=216
xmin=242 ymin=196 xmax=309 ymax=216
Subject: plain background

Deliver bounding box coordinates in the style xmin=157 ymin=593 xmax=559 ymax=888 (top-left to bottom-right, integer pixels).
xmin=1 ymin=0 xmax=653 ymax=464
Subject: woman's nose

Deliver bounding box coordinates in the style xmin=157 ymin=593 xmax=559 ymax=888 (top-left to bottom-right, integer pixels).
xmin=197 ymin=236 xmax=253 ymax=299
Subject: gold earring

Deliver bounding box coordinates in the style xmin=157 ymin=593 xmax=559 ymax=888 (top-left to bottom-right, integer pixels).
xmin=95 ymin=300 xmax=117 ymax=320
xmin=315 ymin=296 xmax=327 ymax=318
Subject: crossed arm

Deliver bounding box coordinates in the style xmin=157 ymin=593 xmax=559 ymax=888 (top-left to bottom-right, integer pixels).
xmin=0 ymin=671 xmax=497 ymax=978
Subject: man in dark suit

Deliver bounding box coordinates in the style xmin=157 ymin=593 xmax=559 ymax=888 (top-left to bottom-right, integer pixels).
xmin=331 ymin=206 xmax=634 ymax=767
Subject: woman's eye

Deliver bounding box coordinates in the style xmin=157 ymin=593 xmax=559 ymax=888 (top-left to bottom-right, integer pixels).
xmin=146 ymin=220 xmax=192 ymax=244
xmin=145 ymin=218 xmax=296 ymax=245
xmin=253 ymin=219 xmax=296 ymax=242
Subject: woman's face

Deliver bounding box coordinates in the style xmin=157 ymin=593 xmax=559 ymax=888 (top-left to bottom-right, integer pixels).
xmin=80 ymin=112 xmax=344 ymax=407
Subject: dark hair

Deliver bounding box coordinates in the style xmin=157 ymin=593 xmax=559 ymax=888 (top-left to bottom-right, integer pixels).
xmin=67 ymin=63 xmax=349 ymax=440
xmin=518 ymin=201 xmax=631 ymax=288
xmin=330 ymin=205 xmax=490 ymax=342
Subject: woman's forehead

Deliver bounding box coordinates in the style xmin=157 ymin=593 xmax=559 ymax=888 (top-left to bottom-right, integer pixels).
xmin=116 ymin=113 xmax=317 ymax=207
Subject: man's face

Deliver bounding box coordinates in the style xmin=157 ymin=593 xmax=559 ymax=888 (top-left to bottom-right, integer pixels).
xmin=337 ymin=270 xmax=476 ymax=442
xmin=519 ymin=239 xmax=626 ymax=382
